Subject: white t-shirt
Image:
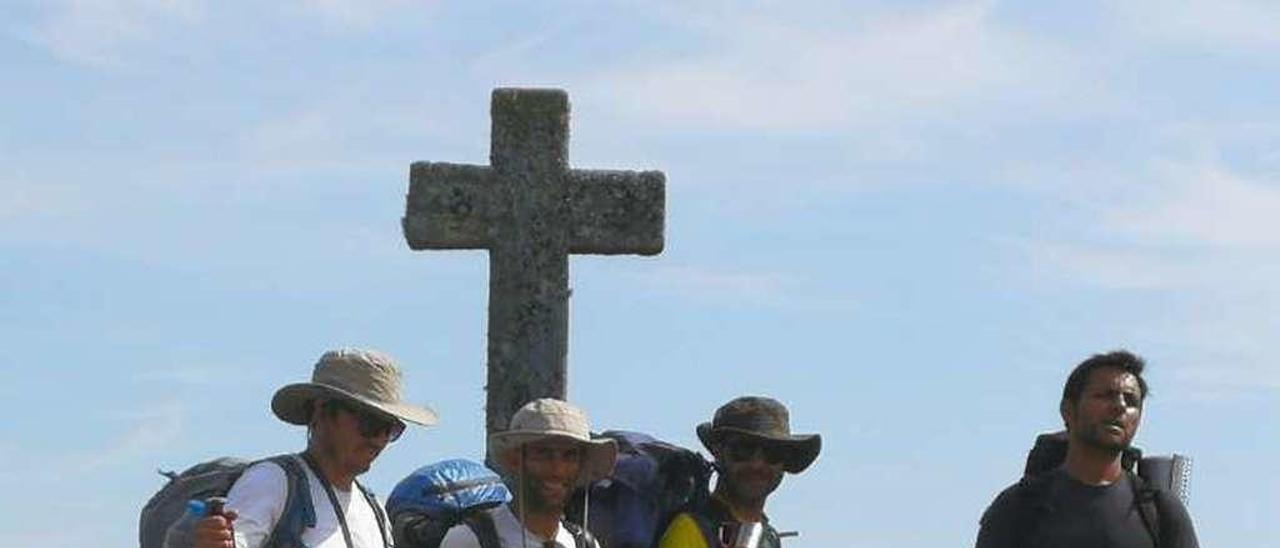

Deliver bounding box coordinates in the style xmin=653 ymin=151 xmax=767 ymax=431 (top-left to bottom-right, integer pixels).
xmin=225 ymin=458 xmax=388 ymax=548
xmin=438 ymin=504 xmax=591 ymax=548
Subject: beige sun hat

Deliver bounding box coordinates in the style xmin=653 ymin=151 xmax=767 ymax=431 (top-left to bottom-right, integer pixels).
xmin=488 ymin=398 xmax=617 ymax=485
xmin=271 ymin=348 xmax=438 ymax=427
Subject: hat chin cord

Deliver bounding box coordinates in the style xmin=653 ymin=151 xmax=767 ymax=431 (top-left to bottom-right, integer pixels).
xmin=582 ymin=482 xmax=590 ymax=539
xmin=519 ymin=454 xmax=528 ymax=548
xmin=517 ymin=445 xmax=591 ymax=548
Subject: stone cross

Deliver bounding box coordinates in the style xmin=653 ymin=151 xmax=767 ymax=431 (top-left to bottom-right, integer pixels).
xmin=402 ymin=88 xmax=665 ymax=445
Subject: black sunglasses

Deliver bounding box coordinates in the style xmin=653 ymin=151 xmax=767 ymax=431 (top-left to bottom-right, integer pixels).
xmin=329 ymin=400 xmax=405 ymax=442
xmin=722 ymin=440 xmax=788 ymax=465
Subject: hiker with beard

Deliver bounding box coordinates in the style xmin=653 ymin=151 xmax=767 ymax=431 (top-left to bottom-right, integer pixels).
xmin=658 ymin=396 xmax=821 ymax=548
xmin=975 ymin=350 xmax=1200 ymax=548
xmin=438 ymin=398 xmax=616 ymax=548
xmin=193 ymin=348 xmax=438 ymax=548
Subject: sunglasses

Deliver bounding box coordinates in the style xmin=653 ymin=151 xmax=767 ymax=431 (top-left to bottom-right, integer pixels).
xmin=329 ymin=400 xmax=405 ymax=442
xmin=721 ymin=440 xmax=788 ymax=465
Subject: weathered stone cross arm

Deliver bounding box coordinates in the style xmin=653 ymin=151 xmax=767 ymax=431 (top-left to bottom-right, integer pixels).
xmin=402 ymin=163 xmax=665 ymax=255
xmin=400 ymin=88 xmax=665 ymax=440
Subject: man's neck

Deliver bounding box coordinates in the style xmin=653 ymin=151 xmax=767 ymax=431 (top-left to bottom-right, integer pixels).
xmin=509 ymin=500 xmax=561 ymax=540
xmin=713 ymin=487 xmax=767 ymax=522
xmin=1062 ymin=441 xmax=1125 ymax=486
xmin=304 ymin=447 xmax=356 ymax=490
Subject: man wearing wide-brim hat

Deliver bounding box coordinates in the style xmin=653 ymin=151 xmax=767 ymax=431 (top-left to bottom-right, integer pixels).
xmin=439 ymin=398 xmax=616 ymax=548
xmin=195 ymin=348 xmax=437 ymax=548
xmin=659 ymin=396 xmax=822 ymax=548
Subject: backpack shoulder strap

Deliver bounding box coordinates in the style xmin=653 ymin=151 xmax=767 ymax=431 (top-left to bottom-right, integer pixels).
xmin=683 ymin=498 xmax=731 ymax=548
xmin=562 ymin=520 xmax=598 ymax=548
xmin=1009 ymin=472 xmax=1057 ymax=546
xmin=690 ymin=511 xmax=719 ymax=548
xmin=463 ymin=510 xmax=503 ymax=548
xmin=259 ymin=454 xmax=316 ymax=548
xmin=355 ymin=479 xmax=392 ymax=548
xmin=761 ymin=522 xmax=784 ymax=548
xmin=1129 ymin=472 xmax=1162 ymax=548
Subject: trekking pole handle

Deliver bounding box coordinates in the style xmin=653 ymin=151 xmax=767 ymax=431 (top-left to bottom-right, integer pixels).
xmin=777 ymin=531 xmax=799 ymax=538
xmin=186 ymin=496 xmax=229 ymax=518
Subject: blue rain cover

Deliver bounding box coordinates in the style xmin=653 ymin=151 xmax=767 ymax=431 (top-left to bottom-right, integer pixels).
xmin=387 ymin=458 xmax=512 ymax=520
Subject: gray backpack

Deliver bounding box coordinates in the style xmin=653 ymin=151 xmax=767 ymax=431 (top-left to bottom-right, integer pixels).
xmin=139 ymin=455 xmax=314 ymax=548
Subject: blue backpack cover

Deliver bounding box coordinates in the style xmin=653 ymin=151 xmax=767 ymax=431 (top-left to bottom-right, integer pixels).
xmin=387 ymin=459 xmax=511 ymax=548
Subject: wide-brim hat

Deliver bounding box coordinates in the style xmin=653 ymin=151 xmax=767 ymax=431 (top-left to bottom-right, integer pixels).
xmin=271 ymin=348 xmax=438 ymax=427
xmin=489 ymin=398 xmax=617 ymax=486
xmin=697 ymin=395 xmax=821 ymax=474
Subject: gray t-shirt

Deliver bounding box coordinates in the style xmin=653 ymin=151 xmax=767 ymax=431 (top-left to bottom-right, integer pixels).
xmin=1031 ymin=469 xmax=1153 ymax=548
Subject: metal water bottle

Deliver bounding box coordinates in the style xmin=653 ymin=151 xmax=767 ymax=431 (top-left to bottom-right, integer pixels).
xmin=729 ymin=522 xmax=765 ymax=548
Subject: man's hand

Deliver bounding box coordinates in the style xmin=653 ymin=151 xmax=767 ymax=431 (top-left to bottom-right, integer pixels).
xmin=193 ymin=509 xmax=238 ymax=548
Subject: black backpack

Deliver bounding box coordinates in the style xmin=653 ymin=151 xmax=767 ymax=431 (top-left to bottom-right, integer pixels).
xmin=1022 ymin=431 xmax=1192 ymax=501
xmin=563 ymin=430 xmax=713 ymax=548
xmin=1013 ymin=431 xmax=1193 ymax=547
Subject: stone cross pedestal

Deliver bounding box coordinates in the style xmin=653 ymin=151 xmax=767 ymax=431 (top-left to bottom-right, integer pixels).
xmin=402 ymin=88 xmax=666 ymax=445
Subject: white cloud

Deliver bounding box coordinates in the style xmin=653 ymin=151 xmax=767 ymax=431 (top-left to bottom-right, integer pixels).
xmin=21 ymin=0 xmax=202 ymax=69
xmin=1027 ymin=159 xmax=1280 ymax=281
xmin=1025 ymin=241 xmax=1198 ymax=290
xmin=1117 ymin=0 xmax=1280 ymax=50
xmin=239 ymin=103 xmax=344 ymax=166
xmin=0 ymin=403 xmax=186 ymax=493
xmin=638 ymin=264 xmax=788 ymax=302
xmin=81 ymin=402 xmax=186 ymax=471
xmin=0 ymin=530 xmax=88 ymax=547
xmin=298 ymin=0 xmax=419 ymax=29
xmin=1106 ymin=161 xmax=1280 ymax=248
xmin=133 ymin=365 xmax=238 ymax=386
xmin=0 ymin=174 xmax=84 ymax=222
xmin=632 ymin=264 xmax=859 ymax=310
xmin=468 ymin=13 xmax=587 ymax=74
xmin=1171 ymin=354 xmax=1280 ymax=401
xmin=584 ymin=1 xmax=1089 ymax=130
xmin=234 ymin=88 xmax=438 ymax=174
xmin=1025 ymin=160 xmax=1280 ymax=394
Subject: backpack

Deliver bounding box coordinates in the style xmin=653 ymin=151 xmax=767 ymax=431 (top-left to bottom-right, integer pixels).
xmin=460 ymin=508 xmax=597 ymax=548
xmin=1013 ymin=430 xmax=1193 ymax=547
xmin=1022 ymin=430 xmax=1192 ymax=502
xmin=386 ymin=459 xmax=511 ymax=548
xmin=140 ymin=454 xmax=314 ymax=548
xmin=563 ymin=430 xmax=714 ymax=548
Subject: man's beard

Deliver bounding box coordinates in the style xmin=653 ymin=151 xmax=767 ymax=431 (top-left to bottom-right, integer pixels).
xmin=516 ymin=473 xmax=573 ymax=513
xmin=1078 ymin=422 xmax=1133 ymax=452
xmin=724 ymin=468 xmax=782 ymax=504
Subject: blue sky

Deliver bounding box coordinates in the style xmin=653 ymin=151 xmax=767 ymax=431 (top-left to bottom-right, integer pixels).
xmin=2 ymin=1 xmax=1277 ymax=545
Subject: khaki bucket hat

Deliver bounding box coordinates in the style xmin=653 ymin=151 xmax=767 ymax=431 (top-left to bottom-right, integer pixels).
xmin=489 ymin=398 xmax=617 ymax=485
xmin=271 ymin=348 xmax=438 ymax=427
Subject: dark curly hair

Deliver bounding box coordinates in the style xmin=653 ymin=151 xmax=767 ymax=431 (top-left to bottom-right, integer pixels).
xmin=1061 ymin=349 xmax=1150 ymax=406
